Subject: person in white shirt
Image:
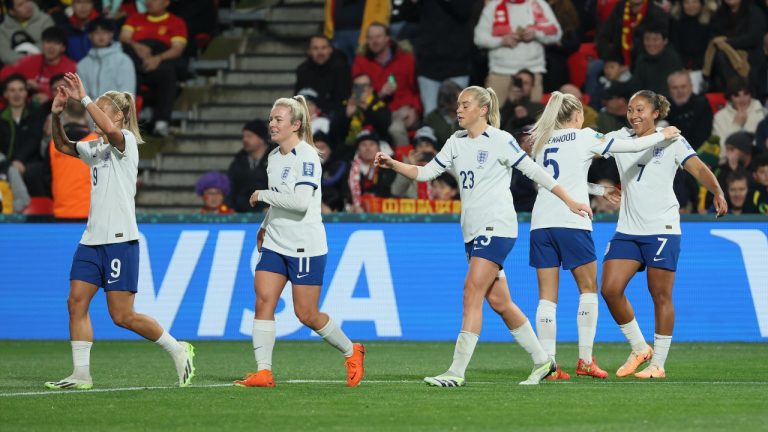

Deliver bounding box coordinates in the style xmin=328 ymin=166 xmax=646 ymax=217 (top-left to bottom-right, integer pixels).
xmin=234 ymin=95 xmax=365 ymax=388
xmin=527 ymin=91 xmax=680 ymax=380
xmin=46 ymin=72 xmax=194 ymax=390
xmin=602 ymin=90 xmax=727 ymax=379
xmin=375 ymin=86 xmax=593 ymax=386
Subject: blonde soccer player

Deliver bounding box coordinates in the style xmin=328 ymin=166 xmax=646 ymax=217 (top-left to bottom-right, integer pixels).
xmin=601 ymin=90 xmax=727 ymax=378
xmin=527 ymin=91 xmax=680 ymax=380
xmin=46 ymin=73 xmax=194 ymax=390
xmin=375 ymin=86 xmax=593 ymax=386
xmin=234 ymin=95 xmax=365 ymax=388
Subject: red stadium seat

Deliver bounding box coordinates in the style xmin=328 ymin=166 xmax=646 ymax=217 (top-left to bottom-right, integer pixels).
xmin=394 ymin=145 xmax=414 ymax=162
xmin=704 ymin=92 xmax=727 ymax=113
xmin=597 ymin=0 xmax=621 ymax=24
xmin=23 ymin=197 xmax=54 ymax=215
xmin=567 ymin=43 xmax=599 ymax=90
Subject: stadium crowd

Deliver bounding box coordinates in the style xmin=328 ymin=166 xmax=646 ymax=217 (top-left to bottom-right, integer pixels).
xmin=1 ymin=0 xmax=768 ymax=216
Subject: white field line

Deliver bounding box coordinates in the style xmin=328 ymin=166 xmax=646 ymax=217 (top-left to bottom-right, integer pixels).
xmin=1 ymin=379 xmax=767 ymax=398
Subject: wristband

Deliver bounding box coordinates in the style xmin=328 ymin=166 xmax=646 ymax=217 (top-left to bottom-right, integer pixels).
xmin=81 ymin=96 xmax=93 ymax=107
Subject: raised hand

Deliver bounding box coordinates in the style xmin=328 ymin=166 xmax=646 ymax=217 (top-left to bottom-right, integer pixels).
xmin=660 ymin=126 xmax=680 ymax=140
xmin=51 ymin=86 xmax=68 ymax=115
xmin=374 ymin=152 xmax=395 ymax=169
xmin=63 ymin=72 xmax=87 ymax=100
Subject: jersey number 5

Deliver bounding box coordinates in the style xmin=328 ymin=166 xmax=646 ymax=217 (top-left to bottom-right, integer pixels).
xmin=543 ymin=148 xmax=560 ymax=179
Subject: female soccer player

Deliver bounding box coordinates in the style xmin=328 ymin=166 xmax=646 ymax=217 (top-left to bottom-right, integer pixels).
xmin=375 ymin=86 xmax=593 ymax=386
xmin=602 ymin=90 xmax=727 ymax=378
xmin=527 ymin=91 xmax=680 ymax=380
xmin=46 ymin=73 xmax=194 ymax=390
xmin=235 ymin=96 xmax=365 ymax=388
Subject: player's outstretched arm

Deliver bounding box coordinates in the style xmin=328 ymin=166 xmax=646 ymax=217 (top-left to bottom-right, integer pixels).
xmin=62 ymin=72 xmax=126 ymax=152
xmin=250 ymin=184 xmax=314 ymax=213
xmin=604 ymin=127 xmax=680 ymax=154
xmin=375 ymin=152 xmax=418 ymax=180
xmin=51 ymin=87 xmax=78 ymax=158
xmin=684 ymin=156 xmax=728 ymax=217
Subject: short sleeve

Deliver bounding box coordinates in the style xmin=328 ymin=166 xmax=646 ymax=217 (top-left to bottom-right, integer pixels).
xmin=674 ymin=136 xmax=698 ymax=167
xmin=294 ymin=151 xmax=321 ymax=190
xmin=75 ymin=141 xmax=97 ymax=166
xmin=503 ymin=136 xmax=528 ymax=168
xmin=170 ymin=15 xmax=188 ymax=43
xmin=114 ymin=129 xmax=138 ymax=160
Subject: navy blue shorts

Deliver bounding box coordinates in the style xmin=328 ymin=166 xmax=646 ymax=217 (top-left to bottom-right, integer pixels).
xmin=529 ymin=228 xmax=596 ymax=270
xmin=603 ymin=232 xmax=681 ymax=272
xmin=70 ymin=241 xmax=139 ymax=292
xmin=256 ymin=248 xmax=327 ymax=286
xmin=464 ymin=236 xmax=516 ymax=269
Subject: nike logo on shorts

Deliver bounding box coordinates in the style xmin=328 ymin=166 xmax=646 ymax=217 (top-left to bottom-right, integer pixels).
xmin=296 ymin=274 xmax=309 ymax=279
xmin=653 ymin=257 xmax=665 ymax=262
xmin=107 ymin=279 xmax=119 ymax=284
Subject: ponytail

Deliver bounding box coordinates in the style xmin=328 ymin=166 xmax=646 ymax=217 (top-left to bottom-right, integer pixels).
xmin=530 ymin=91 xmax=583 ymax=157
xmin=460 ymin=86 xmax=501 ymax=128
xmin=273 ymin=95 xmax=321 ymax=154
xmin=99 ymin=90 xmax=144 ymax=144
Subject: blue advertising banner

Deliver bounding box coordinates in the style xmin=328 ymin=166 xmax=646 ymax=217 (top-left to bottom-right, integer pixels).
xmin=0 ymin=222 xmax=766 ymax=341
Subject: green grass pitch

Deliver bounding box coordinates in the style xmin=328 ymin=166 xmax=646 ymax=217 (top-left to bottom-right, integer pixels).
xmin=1 ymin=341 xmax=767 ymax=431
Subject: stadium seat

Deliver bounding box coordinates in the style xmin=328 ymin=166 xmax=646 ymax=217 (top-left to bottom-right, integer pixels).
xmin=704 ymin=92 xmax=727 ymax=113
xmin=567 ymin=43 xmax=599 ymax=90
xmin=22 ymin=197 xmax=54 ymax=215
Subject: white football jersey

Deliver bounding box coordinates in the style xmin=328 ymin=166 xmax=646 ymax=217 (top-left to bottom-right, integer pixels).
xmin=261 ymin=141 xmax=327 ymax=257
xmin=606 ymin=127 xmax=698 ymax=235
xmin=530 ymin=127 xmax=613 ymax=231
xmin=75 ymin=130 xmax=139 ymax=245
xmin=422 ymin=126 xmax=556 ymax=242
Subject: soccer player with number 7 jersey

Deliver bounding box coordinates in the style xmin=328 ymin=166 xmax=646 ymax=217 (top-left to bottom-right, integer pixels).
xmin=375 ymin=86 xmax=593 ymax=386
xmin=601 ymin=90 xmax=727 ymax=379
xmin=45 ymin=73 xmax=195 ymax=390
xmin=527 ymin=91 xmax=680 ymax=380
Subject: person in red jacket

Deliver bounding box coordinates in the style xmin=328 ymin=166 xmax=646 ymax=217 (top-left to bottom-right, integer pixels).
xmin=352 ymin=22 xmax=421 ymax=147
xmin=0 ymin=27 xmax=76 ymax=105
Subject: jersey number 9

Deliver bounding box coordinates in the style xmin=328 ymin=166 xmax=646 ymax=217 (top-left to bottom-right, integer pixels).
xmin=92 ymin=167 xmax=98 ymax=186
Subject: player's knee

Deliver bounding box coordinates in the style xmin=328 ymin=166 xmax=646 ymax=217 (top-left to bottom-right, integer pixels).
xmin=67 ymin=295 xmax=88 ymax=317
xmin=600 ymin=285 xmax=618 ymax=301
xmin=294 ymin=307 xmax=319 ymax=327
xmin=110 ymin=312 xmax=134 ymax=329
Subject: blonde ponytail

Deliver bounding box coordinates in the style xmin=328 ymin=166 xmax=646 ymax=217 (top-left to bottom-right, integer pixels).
xmin=460 ymin=86 xmax=500 ymax=128
xmin=529 ymin=91 xmax=582 ymax=157
xmin=99 ymin=91 xmax=144 ymax=144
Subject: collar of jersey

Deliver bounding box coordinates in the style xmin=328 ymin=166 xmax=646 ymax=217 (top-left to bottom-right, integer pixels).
xmin=147 ymin=13 xmax=170 ymax=23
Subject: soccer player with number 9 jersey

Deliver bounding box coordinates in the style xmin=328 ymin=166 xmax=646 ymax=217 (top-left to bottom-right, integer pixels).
xmin=601 ymin=90 xmax=727 ymax=379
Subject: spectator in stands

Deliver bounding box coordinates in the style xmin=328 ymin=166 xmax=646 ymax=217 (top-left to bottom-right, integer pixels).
xmin=706 ymin=0 xmax=767 ymax=96
xmin=48 ymin=98 xmax=91 ymax=219
xmin=347 ymin=130 xmax=396 ymax=212
xmin=0 ymin=27 xmax=76 ymax=106
xmin=120 ymin=0 xmax=188 ymax=137
xmin=0 ymin=0 xmax=55 ymax=66
xmin=431 ymin=173 xmax=459 ymax=201
xmin=424 ymin=79 xmax=461 ymax=147
xmin=196 ymin=171 xmax=234 ymax=215
xmin=78 ymin=17 xmax=136 ymax=98
xmin=667 ymin=70 xmax=713 ymax=150
xmin=629 ymin=22 xmax=683 ymax=97
xmin=749 ymin=154 xmax=768 ymax=213
xmin=596 ymin=0 xmax=669 ymax=69
xmin=500 ymin=70 xmax=545 ymax=133
xmin=591 ymin=178 xmax=621 ymax=214
xmin=560 ymin=83 xmax=598 ymax=129
xmin=323 ymin=0 xmax=390 ymax=64
xmin=352 ymin=22 xmax=421 ymax=147
xmin=723 ymin=170 xmax=758 ymax=213
xmin=543 ymin=0 xmax=581 ymax=92
xmin=297 ymin=88 xmax=331 ymax=135
xmin=596 ymin=82 xmax=631 ymax=133
xmin=103 ymin=0 xmax=147 ymax=19
xmin=54 ymin=0 xmax=99 ymax=62
xmin=474 ymin=0 xmax=562 ymax=103
xmin=0 ymin=74 xmax=47 ymax=197
xmin=415 ymin=0 xmax=474 ymax=116
xmin=712 ymin=77 xmax=765 ymax=162
xmin=390 ymin=126 xmax=439 ymax=199
xmin=389 ymin=0 xmax=419 ymax=41
xmin=227 ymin=120 xmax=270 ymax=213
xmin=509 ymin=124 xmax=537 ymax=212
xmin=669 ymin=0 xmax=716 ymax=91
xmin=314 ymin=131 xmax=348 ymax=212
xmin=336 ymin=73 xmax=392 ymax=161
xmin=590 ymin=51 xmax=632 ymax=110
xmin=294 ymin=35 xmax=350 ymax=123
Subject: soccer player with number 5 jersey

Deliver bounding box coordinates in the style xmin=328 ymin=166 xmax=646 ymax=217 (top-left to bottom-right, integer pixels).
xmin=376 ymin=86 xmax=593 ymax=386
xmin=527 ymin=91 xmax=680 ymax=380
xmin=45 ymin=73 xmax=195 ymax=390
xmin=601 ymin=90 xmax=727 ymax=379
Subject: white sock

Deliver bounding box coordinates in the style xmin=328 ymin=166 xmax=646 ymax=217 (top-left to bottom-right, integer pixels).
xmin=71 ymin=341 xmax=92 ymax=380
xmin=253 ymin=319 xmax=276 ymax=371
xmin=535 ymin=300 xmax=557 ymax=360
xmin=447 ymin=330 xmax=479 ymax=378
xmin=577 ymin=293 xmax=599 ymax=363
xmin=154 ymin=330 xmax=185 ymax=358
xmin=511 ymin=320 xmax=549 ymax=365
xmin=619 ymin=319 xmax=648 ymax=353
xmin=316 ymin=318 xmax=354 ymax=357
xmin=651 ymin=333 xmax=672 ymax=369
